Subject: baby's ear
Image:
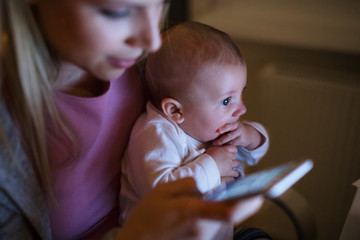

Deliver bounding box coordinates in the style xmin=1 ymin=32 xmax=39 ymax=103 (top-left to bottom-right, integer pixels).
xmin=161 ymin=98 xmax=184 ymax=124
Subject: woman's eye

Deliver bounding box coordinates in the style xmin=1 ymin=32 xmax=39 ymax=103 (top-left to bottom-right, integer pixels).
xmin=222 ymin=97 xmax=231 ymax=106
xmin=100 ymin=8 xmax=131 ymax=19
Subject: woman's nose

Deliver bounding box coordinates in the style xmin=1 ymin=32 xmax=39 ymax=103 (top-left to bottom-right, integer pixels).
xmin=232 ymin=102 xmax=247 ymax=118
xmin=127 ymin=6 xmax=162 ymax=52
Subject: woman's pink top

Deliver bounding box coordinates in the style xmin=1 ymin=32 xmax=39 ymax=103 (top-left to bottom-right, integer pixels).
xmin=47 ymin=68 xmax=145 ymax=239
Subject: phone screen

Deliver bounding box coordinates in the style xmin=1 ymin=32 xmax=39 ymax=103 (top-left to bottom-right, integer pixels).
xmin=203 ymin=160 xmax=313 ymax=202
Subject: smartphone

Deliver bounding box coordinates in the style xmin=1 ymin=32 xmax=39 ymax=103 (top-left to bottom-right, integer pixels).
xmin=203 ymin=159 xmax=313 ymax=202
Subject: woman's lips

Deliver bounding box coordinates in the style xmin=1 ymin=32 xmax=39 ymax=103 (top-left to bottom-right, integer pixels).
xmin=107 ymin=57 xmax=137 ymax=68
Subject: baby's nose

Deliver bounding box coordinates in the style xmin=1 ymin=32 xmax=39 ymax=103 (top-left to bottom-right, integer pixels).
xmin=233 ymin=103 xmax=247 ymax=118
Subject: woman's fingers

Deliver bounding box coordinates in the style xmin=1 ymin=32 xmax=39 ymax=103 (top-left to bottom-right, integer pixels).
xmin=230 ymin=196 xmax=264 ymax=223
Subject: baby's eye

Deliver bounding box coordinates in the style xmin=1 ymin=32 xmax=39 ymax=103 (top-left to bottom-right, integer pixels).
xmin=222 ymin=97 xmax=231 ymax=106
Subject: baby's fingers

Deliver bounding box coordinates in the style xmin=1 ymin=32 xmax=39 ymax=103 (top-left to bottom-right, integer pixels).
xmin=214 ymin=131 xmax=239 ymax=146
xmin=222 ymin=144 xmax=238 ymax=153
xmin=217 ymin=122 xmax=239 ymax=135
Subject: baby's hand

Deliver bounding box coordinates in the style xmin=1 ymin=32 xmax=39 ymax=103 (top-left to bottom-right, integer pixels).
xmin=205 ymin=145 xmax=239 ymax=178
xmin=213 ymin=121 xmax=263 ymax=150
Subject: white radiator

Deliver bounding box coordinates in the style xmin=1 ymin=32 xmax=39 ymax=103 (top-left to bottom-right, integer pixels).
xmin=255 ymin=63 xmax=360 ymax=239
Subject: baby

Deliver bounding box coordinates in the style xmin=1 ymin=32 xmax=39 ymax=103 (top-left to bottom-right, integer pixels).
xmin=120 ymin=21 xmax=269 ymax=239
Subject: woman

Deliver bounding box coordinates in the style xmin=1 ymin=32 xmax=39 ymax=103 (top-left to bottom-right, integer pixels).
xmin=0 ymin=0 xmax=263 ymax=239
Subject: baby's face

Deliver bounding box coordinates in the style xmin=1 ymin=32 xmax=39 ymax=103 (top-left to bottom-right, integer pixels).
xmin=179 ymin=63 xmax=247 ymax=143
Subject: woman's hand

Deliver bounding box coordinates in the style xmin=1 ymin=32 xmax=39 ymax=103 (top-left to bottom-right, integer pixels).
xmin=115 ymin=178 xmax=263 ymax=240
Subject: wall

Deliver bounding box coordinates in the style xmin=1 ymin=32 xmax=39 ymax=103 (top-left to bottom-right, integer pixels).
xmin=191 ymin=1 xmax=360 ymax=239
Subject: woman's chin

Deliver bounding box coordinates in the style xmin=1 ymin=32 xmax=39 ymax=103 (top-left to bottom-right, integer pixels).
xmin=97 ymin=68 xmax=128 ymax=81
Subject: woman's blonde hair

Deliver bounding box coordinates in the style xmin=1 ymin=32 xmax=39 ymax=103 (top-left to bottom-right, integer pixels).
xmin=0 ymin=0 xmax=63 ymax=196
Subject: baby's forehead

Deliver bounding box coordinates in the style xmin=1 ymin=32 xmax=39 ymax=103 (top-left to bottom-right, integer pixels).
xmin=196 ymin=61 xmax=246 ymax=78
xmin=187 ymin=63 xmax=246 ymax=93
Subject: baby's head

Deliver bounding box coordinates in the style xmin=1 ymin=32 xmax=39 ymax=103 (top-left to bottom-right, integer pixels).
xmin=145 ymin=21 xmax=248 ymax=143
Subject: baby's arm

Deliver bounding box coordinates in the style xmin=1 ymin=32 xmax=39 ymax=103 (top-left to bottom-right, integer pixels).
xmin=126 ymin=123 xmax=232 ymax=194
